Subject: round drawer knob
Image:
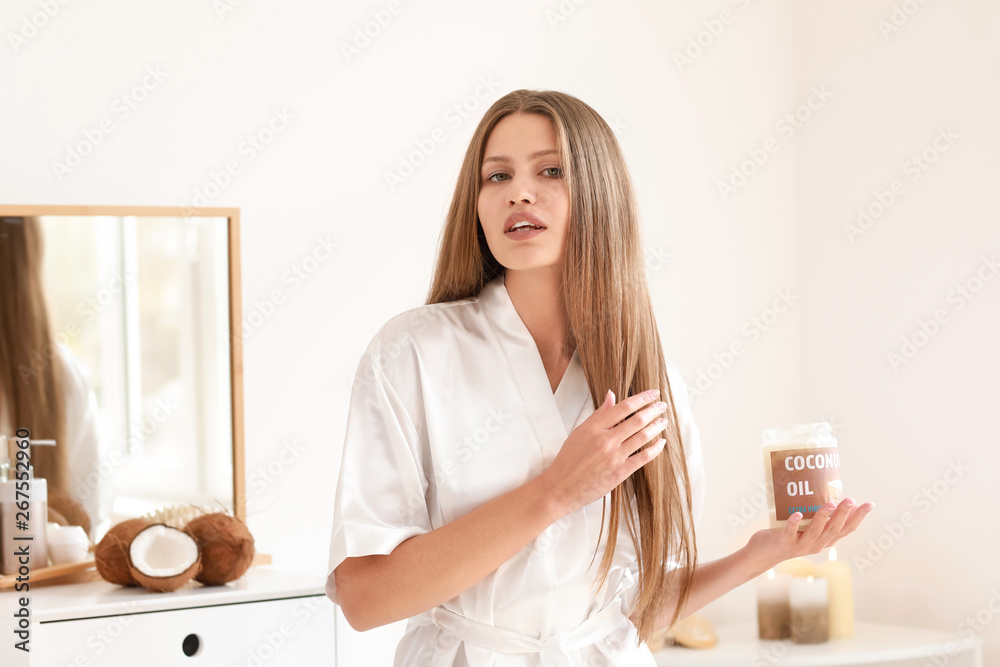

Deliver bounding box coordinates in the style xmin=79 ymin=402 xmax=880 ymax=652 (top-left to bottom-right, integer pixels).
xmin=182 ymin=633 xmax=201 ymax=657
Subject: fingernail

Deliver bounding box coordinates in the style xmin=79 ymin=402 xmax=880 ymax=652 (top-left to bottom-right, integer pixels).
xmin=651 ymin=389 xmax=660 ymax=398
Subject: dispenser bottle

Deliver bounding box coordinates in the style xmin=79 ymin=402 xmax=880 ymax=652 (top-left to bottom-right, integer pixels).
xmin=1 ymin=435 xmax=54 ymax=575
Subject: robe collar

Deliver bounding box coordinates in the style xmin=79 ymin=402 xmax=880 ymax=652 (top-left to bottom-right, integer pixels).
xmin=478 ymin=274 xmax=592 ymax=463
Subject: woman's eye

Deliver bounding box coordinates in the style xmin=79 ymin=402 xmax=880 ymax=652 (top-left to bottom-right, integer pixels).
xmin=484 ymin=166 xmax=561 ymax=182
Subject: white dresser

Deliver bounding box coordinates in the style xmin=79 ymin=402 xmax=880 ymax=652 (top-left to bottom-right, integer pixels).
xmin=1 ymin=566 xmax=335 ymax=666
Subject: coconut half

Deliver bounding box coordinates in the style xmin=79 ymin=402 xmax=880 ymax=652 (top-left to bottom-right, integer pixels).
xmin=128 ymin=524 xmax=201 ymax=592
xmin=95 ymin=518 xmax=153 ymax=586
xmin=183 ymin=513 xmax=255 ymax=585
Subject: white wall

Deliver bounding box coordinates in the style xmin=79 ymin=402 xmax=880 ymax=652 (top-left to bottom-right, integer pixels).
xmin=635 ymin=0 xmax=802 ymax=640
xmin=793 ymin=1 xmax=1000 ymax=664
xmin=2 ymin=0 xmax=993 ymax=664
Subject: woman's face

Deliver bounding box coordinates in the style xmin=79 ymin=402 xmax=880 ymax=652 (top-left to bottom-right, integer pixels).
xmin=478 ymin=113 xmax=570 ymax=273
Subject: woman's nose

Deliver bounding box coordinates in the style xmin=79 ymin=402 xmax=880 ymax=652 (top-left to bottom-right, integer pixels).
xmin=507 ymin=175 xmax=536 ymax=205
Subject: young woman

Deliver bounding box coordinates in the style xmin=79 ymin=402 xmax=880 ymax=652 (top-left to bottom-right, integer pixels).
xmin=326 ymin=90 xmax=872 ymax=666
xmin=0 ymin=216 xmax=102 ymax=540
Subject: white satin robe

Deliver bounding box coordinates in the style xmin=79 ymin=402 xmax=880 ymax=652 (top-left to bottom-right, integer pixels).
xmin=326 ymin=273 xmax=705 ymax=667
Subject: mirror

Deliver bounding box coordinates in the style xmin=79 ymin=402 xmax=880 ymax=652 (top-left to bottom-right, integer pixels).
xmin=0 ymin=205 xmax=244 ymax=542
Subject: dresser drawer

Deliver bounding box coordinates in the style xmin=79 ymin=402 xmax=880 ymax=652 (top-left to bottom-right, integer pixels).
xmin=34 ymin=594 xmax=335 ymax=666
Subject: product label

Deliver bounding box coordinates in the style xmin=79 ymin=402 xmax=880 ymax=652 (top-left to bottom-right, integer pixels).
xmin=769 ymin=447 xmax=842 ymax=520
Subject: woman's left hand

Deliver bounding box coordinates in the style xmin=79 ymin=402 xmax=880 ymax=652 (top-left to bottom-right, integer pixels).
xmin=743 ymin=498 xmax=874 ymax=575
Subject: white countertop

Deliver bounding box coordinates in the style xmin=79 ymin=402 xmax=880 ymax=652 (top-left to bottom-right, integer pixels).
xmin=654 ymin=621 xmax=982 ymax=666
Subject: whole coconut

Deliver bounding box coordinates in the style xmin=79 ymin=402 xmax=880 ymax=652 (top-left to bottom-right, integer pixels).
xmin=183 ymin=513 xmax=255 ymax=585
xmin=95 ymin=518 xmax=152 ymax=586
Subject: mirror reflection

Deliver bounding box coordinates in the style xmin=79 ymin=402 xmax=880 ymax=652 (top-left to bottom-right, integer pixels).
xmin=0 ymin=214 xmax=234 ymax=542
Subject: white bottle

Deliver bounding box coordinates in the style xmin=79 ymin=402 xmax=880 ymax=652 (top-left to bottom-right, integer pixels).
xmin=0 ymin=435 xmax=51 ymax=575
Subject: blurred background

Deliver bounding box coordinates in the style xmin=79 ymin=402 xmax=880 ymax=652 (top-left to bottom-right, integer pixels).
xmin=2 ymin=0 xmax=997 ymax=663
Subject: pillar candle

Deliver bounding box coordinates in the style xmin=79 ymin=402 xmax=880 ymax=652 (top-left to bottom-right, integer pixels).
xmin=775 ymin=556 xmax=815 ymax=578
xmin=756 ymin=569 xmax=792 ymax=639
xmin=814 ymin=547 xmax=854 ymax=638
xmin=789 ymin=575 xmax=829 ymax=643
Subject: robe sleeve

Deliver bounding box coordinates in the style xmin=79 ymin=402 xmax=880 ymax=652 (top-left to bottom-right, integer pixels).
xmin=666 ymin=361 xmax=705 ymax=530
xmin=57 ymin=343 xmax=106 ymax=543
xmin=325 ymin=332 xmax=432 ymax=606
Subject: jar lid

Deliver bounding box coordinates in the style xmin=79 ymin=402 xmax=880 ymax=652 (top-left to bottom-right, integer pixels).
xmin=762 ymin=422 xmax=835 ymax=447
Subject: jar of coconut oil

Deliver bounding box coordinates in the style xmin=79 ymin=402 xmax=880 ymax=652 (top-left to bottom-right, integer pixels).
xmin=762 ymin=422 xmax=843 ymax=530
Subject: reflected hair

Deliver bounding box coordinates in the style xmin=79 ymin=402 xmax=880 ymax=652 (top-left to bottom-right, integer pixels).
xmin=0 ymin=216 xmax=69 ymax=491
xmin=425 ymin=89 xmax=697 ymax=643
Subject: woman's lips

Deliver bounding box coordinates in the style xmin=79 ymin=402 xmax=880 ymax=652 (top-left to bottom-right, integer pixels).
xmin=505 ymin=226 xmax=545 ymax=240
xmin=504 ymin=211 xmax=547 ymax=232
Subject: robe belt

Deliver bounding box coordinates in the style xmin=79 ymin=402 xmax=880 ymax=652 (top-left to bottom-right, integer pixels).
xmin=413 ymin=601 xmax=629 ymax=665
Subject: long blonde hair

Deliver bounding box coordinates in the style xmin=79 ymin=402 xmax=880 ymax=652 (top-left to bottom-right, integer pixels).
xmin=0 ymin=216 xmax=69 ymax=490
xmin=426 ymin=90 xmax=697 ymax=643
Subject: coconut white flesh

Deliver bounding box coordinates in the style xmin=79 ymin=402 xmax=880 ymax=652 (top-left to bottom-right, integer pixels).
xmin=130 ymin=525 xmax=199 ymax=577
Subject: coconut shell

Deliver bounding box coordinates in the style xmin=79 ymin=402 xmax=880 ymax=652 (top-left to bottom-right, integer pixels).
xmin=95 ymin=518 xmax=152 ymax=586
xmin=183 ymin=513 xmax=255 ymax=585
xmin=128 ymin=524 xmax=202 ymax=593
xmin=49 ymin=488 xmax=92 ymax=537
xmin=129 ymin=559 xmax=201 ymax=593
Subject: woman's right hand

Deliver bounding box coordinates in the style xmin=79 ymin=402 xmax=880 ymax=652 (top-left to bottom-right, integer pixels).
xmin=538 ymin=388 xmax=670 ymax=519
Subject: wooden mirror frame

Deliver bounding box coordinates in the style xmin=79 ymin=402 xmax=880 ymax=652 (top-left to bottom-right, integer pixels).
xmin=0 ymin=204 xmax=245 ymax=523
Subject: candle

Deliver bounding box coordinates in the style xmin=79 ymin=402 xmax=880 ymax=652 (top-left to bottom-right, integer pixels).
xmin=775 ymin=557 xmax=815 ymax=578
xmin=756 ymin=569 xmax=791 ymax=639
xmin=789 ymin=575 xmax=829 ymax=643
xmin=814 ymin=548 xmax=854 ymax=638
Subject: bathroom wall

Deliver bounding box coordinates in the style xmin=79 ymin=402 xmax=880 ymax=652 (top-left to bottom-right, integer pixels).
xmin=3 ymin=0 xmax=994 ymax=664
xmin=793 ymin=1 xmax=1000 ymax=664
